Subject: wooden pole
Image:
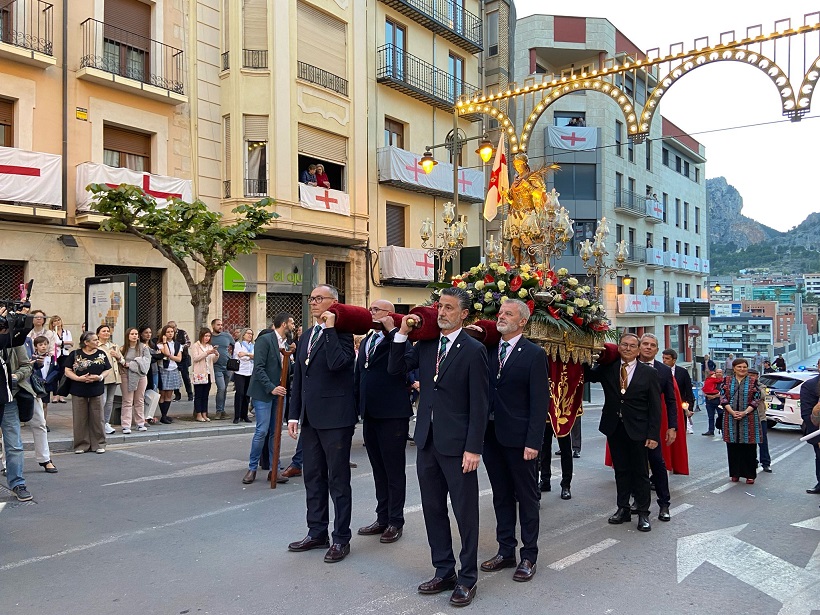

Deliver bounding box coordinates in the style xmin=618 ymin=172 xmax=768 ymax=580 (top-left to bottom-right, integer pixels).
xmin=270 ymin=347 xmax=293 ymax=489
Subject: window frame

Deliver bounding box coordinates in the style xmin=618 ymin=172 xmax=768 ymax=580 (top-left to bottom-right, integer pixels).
xmin=384 ymin=117 xmax=404 ymax=149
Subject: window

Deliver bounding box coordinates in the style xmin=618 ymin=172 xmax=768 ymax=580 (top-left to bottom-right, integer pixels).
xmin=662 ymin=193 xmax=668 ymax=222
xmin=487 ymin=11 xmax=498 ymax=56
xmin=645 ymin=139 xmax=651 ymax=171
xmin=628 ymin=177 xmax=635 ymax=203
xmin=244 ymin=115 xmax=268 ymax=196
xmin=675 ymin=155 xmax=682 ymax=172
xmin=646 ymin=232 xmax=653 ymax=248
xmin=384 ymin=118 xmax=404 ymax=148
xmin=223 ymin=115 xmax=231 ymax=185
xmin=553 ymin=164 xmax=596 ymax=200
xmin=684 ymin=243 xmax=690 ymax=255
xmin=298 ymin=123 xmax=348 ymax=190
xmin=662 ymin=237 xmax=668 ymax=251
xmin=448 ymin=52 xmax=465 ymax=101
xmin=554 ymin=111 xmax=585 ymax=127
xmin=685 ymin=284 xmax=691 ymax=298
xmin=0 ymin=98 xmax=11 ymax=147
xmin=385 ymin=19 xmax=406 ymax=79
xmin=615 ymin=121 xmax=623 ymax=157
xmin=696 ymin=245 xmax=701 ymax=257
xmin=695 ymin=167 xmax=700 ymax=183
xmin=616 ymin=224 xmax=624 ymax=243
xmin=677 ymin=282 xmax=683 ymax=297
xmin=103 ymin=125 xmax=151 ymax=172
xmin=297 ymin=2 xmax=346 ymax=79
xmin=684 ymin=160 xmax=690 ymax=178
xmin=615 ymin=172 xmax=623 ymax=205
xmin=534 ymin=63 xmax=547 ymax=74
xmin=696 ymin=284 xmax=702 ymax=298
xmin=675 ymin=240 xmax=681 ymax=254
xmin=683 ymin=201 xmax=689 ymax=230
xmin=628 ymin=227 xmax=636 ymax=246
xmin=627 ymin=137 xmax=634 ymax=163
xmin=447 ymin=0 xmax=464 ymax=35
xmin=695 ymin=206 xmax=700 ymax=234
xmin=624 ymin=73 xmax=634 ymax=97
xmin=573 ymin=219 xmax=596 ymax=254
xmin=325 ymin=260 xmax=347 ymax=303
xmin=386 ymin=204 xmax=405 ymax=246
xmin=646 ymin=279 xmax=655 ymax=293
xmin=675 ymin=198 xmax=681 ymax=227
xmin=103 ymin=0 xmax=150 ymax=82
xmin=662 ymin=148 xmax=669 ymax=166
xmin=244 ymin=0 xmax=268 ymax=66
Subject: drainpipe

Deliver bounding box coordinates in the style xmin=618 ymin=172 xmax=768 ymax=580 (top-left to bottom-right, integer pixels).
xmin=61 ymin=0 xmax=67 ymax=223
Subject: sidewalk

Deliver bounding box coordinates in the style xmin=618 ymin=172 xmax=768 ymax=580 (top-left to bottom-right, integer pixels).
xmin=22 ymin=396 xmax=256 ymax=453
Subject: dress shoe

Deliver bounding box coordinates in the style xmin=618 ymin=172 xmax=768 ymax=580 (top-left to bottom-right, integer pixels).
xmin=358 ymin=521 xmax=388 ymax=536
xmin=539 ymin=481 xmax=551 ymax=492
xmin=418 ymin=573 xmax=457 ymax=595
xmin=449 ymin=584 xmax=476 ymax=607
xmin=242 ymin=470 xmax=256 ymax=484
xmin=608 ymin=507 xmax=631 ymax=524
xmin=513 ymin=559 xmax=536 ymax=582
xmin=746 ymin=478 xmax=755 ymax=484
xmin=762 ymin=466 xmax=772 ymax=473
xmin=380 ymin=525 xmax=403 ymax=543
xmin=324 ymin=543 xmax=350 ymax=563
xmin=637 ymin=515 xmax=651 ymax=532
xmin=560 ymin=487 xmax=572 ymax=500
xmin=731 ymin=476 xmax=739 ymax=482
xmin=480 ymin=554 xmax=516 ymax=572
xmin=572 ymin=451 xmax=581 ymax=458
xmin=281 ymin=465 xmax=302 ymax=478
xmin=287 ymin=535 xmax=329 ymax=552
xmin=658 ymin=506 xmax=671 ymax=522
xmin=266 ymin=471 xmax=288 ymax=484
xmin=702 ymin=431 xmax=714 ymax=436
xmin=806 ymin=486 xmax=820 ymax=494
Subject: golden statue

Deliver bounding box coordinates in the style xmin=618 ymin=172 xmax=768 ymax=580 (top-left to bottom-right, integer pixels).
xmin=501 ymin=153 xmax=551 ymax=266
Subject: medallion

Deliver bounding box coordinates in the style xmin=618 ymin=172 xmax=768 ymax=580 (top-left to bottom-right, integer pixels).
xmin=620 ymin=388 xmax=626 ymax=394
xmin=364 ymin=361 xmax=369 ymax=369
xmin=305 ymin=359 xmax=310 ymax=366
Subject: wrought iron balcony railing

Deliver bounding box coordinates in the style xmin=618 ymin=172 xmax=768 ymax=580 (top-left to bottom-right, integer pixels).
xmin=80 ymin=18 xmax=185 ymax=94
xmin=221 ymin=51 xmax=229 ymax=71
xmin=223 ymin=180 xmax=231 ymax=199
xmin=377 ymin=44 xmax=478 ymax=113
xmin=242 ymin=49 xmax=267 ymax=69
xmin=244 ymin=179 xmax=267 ymax=197
xmin=0 ymin=0 xmax=53 ymax=56
xmin=297 ymin=61 xmax=348 ymax=96
xmin=614 ymin=189 xmax=647 ymax=216
xmin=377 ymin=0 xmax=482 ymax=54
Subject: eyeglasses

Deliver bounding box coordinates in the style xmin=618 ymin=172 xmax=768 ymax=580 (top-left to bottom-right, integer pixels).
xmin=369 ymin=307 xmax=388 ymax=313
xmin=308 ymin=296 xmax=332 ymax=304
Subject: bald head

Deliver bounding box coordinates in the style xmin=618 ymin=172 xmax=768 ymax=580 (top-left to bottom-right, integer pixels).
xmin=371 ymin=299 xmax=394 ymax=312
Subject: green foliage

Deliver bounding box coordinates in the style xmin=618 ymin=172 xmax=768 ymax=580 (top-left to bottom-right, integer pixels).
xmin=710 ymin=241 xmax=820 ymax=276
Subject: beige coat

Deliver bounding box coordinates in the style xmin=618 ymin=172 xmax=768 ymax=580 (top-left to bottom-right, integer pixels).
xmin=100 ymin=342 xmax=122 ymax=384
xmin=190 ymin=342 xmax=216 ymax=383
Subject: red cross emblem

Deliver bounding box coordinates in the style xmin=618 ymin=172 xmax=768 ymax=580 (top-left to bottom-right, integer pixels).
xmin=671 ymin=255 xmax=678 ymax=266
xmin=405 ymin=159 xmax=423 ymax=182
xmin=682 ymin=257 xmax=688 ymax=267
xmin=653 ymin=202 xmax=663 ymax=215
xmin=651 ymin=298 xmax=661 ymax=309
xmin=315 ymin=189 xmax=338 ymax=209
xmin=561 ymin=132 xmax=586 ymax=146
xmin=631 ymin=297 xmax=643 ymax=309
xmin=415 ymin=254 xmax=434 ymax=276
xmin=655 ymin=252 xmax=663 ymax=263
xmin=106 ymin=174 xmax=183 ymax=200
xmin=457 ymin=171 xmax=472 ymax=192
xmin=0 ymin=164 xmax=40 ymax=177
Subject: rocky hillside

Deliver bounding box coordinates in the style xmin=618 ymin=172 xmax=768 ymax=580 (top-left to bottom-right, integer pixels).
xmin=707 ymin=177 xmax=820 ymax=275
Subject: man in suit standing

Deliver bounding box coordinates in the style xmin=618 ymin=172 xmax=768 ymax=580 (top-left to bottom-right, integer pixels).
xmin=287 ymin=285 xmax=357 ymax=563
xmin=586 ymin=333 xmax=661 ymax=532
xmin=479 ymin=299 xmax=548 ymax=583
xmin=663 ymin=348 xmax=695 ymax=433
xmin=356 ymin=299 xmax=413 ymax=544
xmin=388 ymin=287 xmax=488 ymax=607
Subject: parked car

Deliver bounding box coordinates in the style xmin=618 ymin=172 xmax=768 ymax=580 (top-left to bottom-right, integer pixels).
xmin=759 ymin=372 xmax=817 ymax=429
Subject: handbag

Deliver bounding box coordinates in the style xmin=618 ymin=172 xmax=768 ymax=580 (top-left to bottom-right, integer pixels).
xmin=30 ymin=371 xmax=48 ymax=397
xmin=226 ymin=358 xmax=240 ymax=371
xmin=15 ymin=389 xmax=35 ymax=423
xmin=192 ymin=372 xmax=209 ymax=385
xmin=55 ymin=374 xmax=72 ymax=398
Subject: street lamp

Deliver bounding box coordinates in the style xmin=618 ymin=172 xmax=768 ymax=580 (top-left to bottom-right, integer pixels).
xmin=579 ymin=216 xmax=628 ymax=300
xmin=714 ymin=283 xmax=721 ymax=293
xmin=420 ymin=203 xmax=468 ymax=283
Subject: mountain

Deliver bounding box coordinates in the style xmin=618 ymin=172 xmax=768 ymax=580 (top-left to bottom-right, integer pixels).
xmin=707 ymin=177 xmax=820 ymax=275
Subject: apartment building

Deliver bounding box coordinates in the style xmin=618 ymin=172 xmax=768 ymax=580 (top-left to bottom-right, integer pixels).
xmin=513 ymin=14 xmax=709 ymax=361
xmin=708 ymin=315 xmax=774 ymax=365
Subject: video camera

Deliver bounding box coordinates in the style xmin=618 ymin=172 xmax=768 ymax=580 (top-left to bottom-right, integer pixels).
xmin=0 ymin=279 xmax=35 ymax=350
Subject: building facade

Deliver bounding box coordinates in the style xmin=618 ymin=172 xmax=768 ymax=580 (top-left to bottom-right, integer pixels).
xmin=708 ymin=315 xmax=774 ymax=365
xmin=513 ymin=15 xmax=709 ymax=362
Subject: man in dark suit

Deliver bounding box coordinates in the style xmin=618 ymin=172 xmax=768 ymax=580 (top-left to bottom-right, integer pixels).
xmin=586 ymin=332 xmax=661 ymax=532
xmin=637 ymin=334 xmax=677 ymax=522
xmin=799 ymin=372 xmax=820 ymax=496
xmin=356 ymin=299 xmax=413 ymax=544
xmin=663 ymin=348 xmax=695 ymax=433
xmin=287 ymin=284 xmax=357 ymax=563
xmin=388 ymin=287 xmax=488 ymax=607
xmin=479 ymin=299 xmax=548 ymax=583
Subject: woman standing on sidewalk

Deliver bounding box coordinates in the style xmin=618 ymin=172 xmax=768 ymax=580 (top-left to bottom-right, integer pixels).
xmin=117 ymin=327 xmax=151 ymax=434
xmin=719 ymin=358 xmax=761 ymax=484
xmin=48 ymin=315 xmax=72 ymax=404
xmin=156 ymin=325 xmax=183 ymax=424
xmin=190 ymin=328 xmax=218 ymax=422
xmin=65 ymin=331 xmax=112 ymax=454
xmin=232 ymin=328 xmax=255 ymax=424
xmin=97 ymin=325 xmax=122 ymax=435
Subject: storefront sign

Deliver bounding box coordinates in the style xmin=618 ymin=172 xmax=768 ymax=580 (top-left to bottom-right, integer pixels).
xmin=266 ymin=256 xmax=304 ymax=293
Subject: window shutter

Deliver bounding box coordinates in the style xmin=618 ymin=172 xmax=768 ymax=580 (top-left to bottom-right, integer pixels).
xmin=223 ymin=0 xmax=230 ymax=51
xmin=242 ymin=0 xmax=267 ymax=50
xmin=386 ymin=204 xmax=405 ymax=247
xmin=297 ymin=1 xmax=346 ymax=79
xmin=0 ymin=98 xmax=12 ymax=125
xmin=298 ymin=124 xmax=347 ymax=164
xmin=105 ymin=0 xmax=151 ymax=41
xmin=224 ymin=115 xmax=231 ymax=177
xmin=243 ymin=115 xmax=267 ymax=141
xmin=103 ymin=125 xmax=151 ymax=157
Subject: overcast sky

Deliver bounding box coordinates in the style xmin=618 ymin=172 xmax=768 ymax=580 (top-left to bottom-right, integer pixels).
xmin=514 ymin=0 xmax=819 ymax=232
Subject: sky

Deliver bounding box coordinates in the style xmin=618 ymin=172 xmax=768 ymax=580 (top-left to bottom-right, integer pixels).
xmin=514 ymin=0 xmax=820 ymax=232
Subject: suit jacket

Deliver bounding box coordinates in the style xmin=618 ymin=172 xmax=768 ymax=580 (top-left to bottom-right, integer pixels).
xmin=247 ymin=332 xmax=284 ymax=403
xmin=388 ymin=329 xmax=489 ymax=456
xmin=289 ymin=326 xmax=357 ymax=429
xmin=487 ymin=336 xmax=549 ymax=450
xmin=799 ymin=374 xmax=820 ymax=444
xmin=671 ymin=364 xmax=694 ymax=406
xmin=650 ymin=359 xmax=678 ymax=430
xmin=586 ymin=360 xmax=661 ymax=443
xmin=353 ymin=329 xmax=413 ymax=420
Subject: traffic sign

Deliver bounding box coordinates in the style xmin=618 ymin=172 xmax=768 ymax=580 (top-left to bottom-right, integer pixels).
xmin=689 ymin=326 xmax=700 ymax=336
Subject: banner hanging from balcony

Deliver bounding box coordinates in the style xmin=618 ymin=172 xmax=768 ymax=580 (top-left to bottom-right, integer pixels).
xmin=547 ymin=126 xmax=597 ymax=151
xmin=0 ymin=146 xmax=61 ymax=208
xmin=377 ymin=146 xmax=485 ymax=202
xmin=75 ymin=162 xmax=193 ymax=211
xmin=379 ymin=246 xmax=434 ymax=282
xmin=298 ymin=183 xmax=350 ymax=216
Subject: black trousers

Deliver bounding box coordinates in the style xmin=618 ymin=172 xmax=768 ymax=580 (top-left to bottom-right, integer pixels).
xmin=193 ymin=381 xmax=210 ymax=414
xmin=363 ymin=417 xmax=409 ymax=528
xmin=233 ymin=374 xmax=251 ymax=421
xmin=484 ymin=420 xmax=540 ymax=563
xmin=607 ymin=421 xmax=651 ymax=514
xmin=647 ymin=445 xmax=671 ymax=508
xmin=179 ymin=354 xmax=193 ymax=397
xmin=541 ymin=422 xmax=573 ymax=488
xmin=416 ymin=426 xmax=479 ymax=588
xmin=301 ymin=414 xmax=354 ymax=545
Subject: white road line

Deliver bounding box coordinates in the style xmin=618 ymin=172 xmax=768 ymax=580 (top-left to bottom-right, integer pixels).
xmin=669 ymin=503 xmax=693 ymax=516
xmin=547 ymin=538 xmax=620 ymax=571
xmin=102 ymin=460 xmax=248 ymax=486
xmin=770 ymin=440 xmax=806 ymax=466
xmin=403 ymin=488 xmax=492 ymax=515
xmin=0 ymin=503 xmax=6 ymax=514
xmin=113 ymin=450 xmax=176 ymax=465
xmin=711 ymin=482 xmax=735 ymax=494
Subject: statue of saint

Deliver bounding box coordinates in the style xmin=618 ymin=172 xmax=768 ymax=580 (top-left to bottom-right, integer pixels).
xmin=502 ymin=153 xmax=549 ymax=266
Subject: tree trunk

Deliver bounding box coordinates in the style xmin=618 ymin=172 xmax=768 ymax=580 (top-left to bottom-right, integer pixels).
xmin=190 ymin=274 xmax=216 ymax=334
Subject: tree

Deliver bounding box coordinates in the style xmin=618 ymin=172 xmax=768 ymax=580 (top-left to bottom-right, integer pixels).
xmin=87 ymin=183 xmax=279 ymax=332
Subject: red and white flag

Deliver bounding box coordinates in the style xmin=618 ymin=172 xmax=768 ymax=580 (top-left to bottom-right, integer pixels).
xmin=0 ymin=146 xmax=61 ymax=207
xmin=483 ymin=134 xmax=508 ymax=221
xmin=547 ymin=126 xmax=597 ymax=151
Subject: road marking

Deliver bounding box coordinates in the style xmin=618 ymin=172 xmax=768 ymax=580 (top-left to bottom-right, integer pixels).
xmin=0 ymin=503 xmax=6 ymax=514
xmin=792 ymin=516 xmax=820 ymax=573
xmin=770 ymin=440 xmax=806 ymax=466
xmin=403 ymin=488 xmax=492 ymax=515
xmin=669 ymin=503 xmax=693 ymax=516
xmin=114 ymin=450 xmax=176 ymax=465
xmin=102 ymin=460 xmax=247 ymax=486
xmin=547 ymin=538 xmax=619 ymax=571
xmin=677 ymin=524 xmax=820 ymax=612
xmin=711 ymin=482 xmax=735 ymax=494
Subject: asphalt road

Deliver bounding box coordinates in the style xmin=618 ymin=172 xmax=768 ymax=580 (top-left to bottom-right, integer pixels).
xmin=1 ymin=403 xmax=819 ymax=615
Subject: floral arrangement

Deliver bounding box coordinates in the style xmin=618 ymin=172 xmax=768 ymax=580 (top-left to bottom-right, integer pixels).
xmin=431 ymin=262 xmax=611 ymax=335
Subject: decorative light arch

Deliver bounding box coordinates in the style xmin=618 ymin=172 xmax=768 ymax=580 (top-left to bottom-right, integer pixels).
xmin=457 ymin=101 xmax=520 ymax=152
xmin=796 ymin=54 xmax=820 ymax=112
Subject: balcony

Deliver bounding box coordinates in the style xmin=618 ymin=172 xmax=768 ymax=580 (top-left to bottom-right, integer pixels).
xmin=0 ymin=0 xmax=55 ymax=68
xmin=242 ymin=49 xmax=267 ymax=69
xmin=297 ymin=61 xmax=348 ymax=97
xmin=244 ymin=179 xmax=267 ymax=197
xmin=78 ymin=18 xmax=186 ymax=105
xmin=617 ymin=294 xmax=667 ymax=314
xmin=221 ymin=51 xmax=229 ymax=71
xmin=0 ymin=145 xmax=65 ymax=221
xmin=646 ymin=198 xmax=664 ymax=223
xmin=223 ymin=180 xmax=231 ymax=199
xmin=377 ymin=44 xmax=479 ymax=115
xmin=377 ymin=0 xmax=482 ymax=54
xmin=614 ymin=189 xmax=646 ymax=217
xmin=624 ymin=243 xmax=646 ymax=265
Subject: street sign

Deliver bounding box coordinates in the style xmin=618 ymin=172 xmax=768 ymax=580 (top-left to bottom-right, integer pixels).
xmin=689 ymin=326 xmax=700 ymax=336
xmin=679 ymin=301 xmax=711 ymax=317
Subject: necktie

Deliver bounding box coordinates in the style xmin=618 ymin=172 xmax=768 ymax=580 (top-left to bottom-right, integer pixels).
xmin=305 ymin=325 xmax=321 ymax=365
xmin=497 ymin=341 xmax=510 ymax=379
xmin=364 ymin=333 xmax=379 ymax=368
xmin=434 ymin=336 xmax=448 ymax=382
xmin=620 ymin=362 xmax=629 ymax=394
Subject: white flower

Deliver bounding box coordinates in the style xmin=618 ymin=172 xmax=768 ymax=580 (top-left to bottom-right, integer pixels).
xmin=457 ymin=281 xmax=467 ymax=289
xmin=518 ymin=289 xmax=528 ymax=298
xmin=520 ymin=264 xmax=531 ymax=273
xmin=557 ymin=268 xmax=569 ymax=276
xmin=500 ymin=296 xmax=509 ymax=303
xmin=567 ymin=277 xmax=579 ymax=286
xmin=497 ymin=280 xmax=507 ymax=291
xmin=474 ymin=280 xmax=485 ymax=291
xmin=574 ymin=298 xmax=590 ymax=308
xmin=582 ymin=286 xmax=591 ymax=293
xmin=484 ymin=292 xmax=493 ymax=302
xmin=473 ymin=302 xmax=483 ymax=310
xmin=566 ymin=305 xmax=575 ymax=315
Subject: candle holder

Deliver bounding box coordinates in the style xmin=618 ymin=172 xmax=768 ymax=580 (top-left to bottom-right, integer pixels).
xmin=579 ymin=216 xmax=628 ymax=300
xmin=420 ymin=202 xmax=467 ymax=283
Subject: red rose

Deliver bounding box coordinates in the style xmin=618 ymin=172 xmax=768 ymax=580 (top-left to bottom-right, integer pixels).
xmin=510 ymin=275 xmax=522 ymax=291
xmin=548 ymin=306 xmax=560 ymax=320
xmin=526 ymin=300 xmax=535 ymax=313
xmin=484 ymin=274 xmax=495 ymax=283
